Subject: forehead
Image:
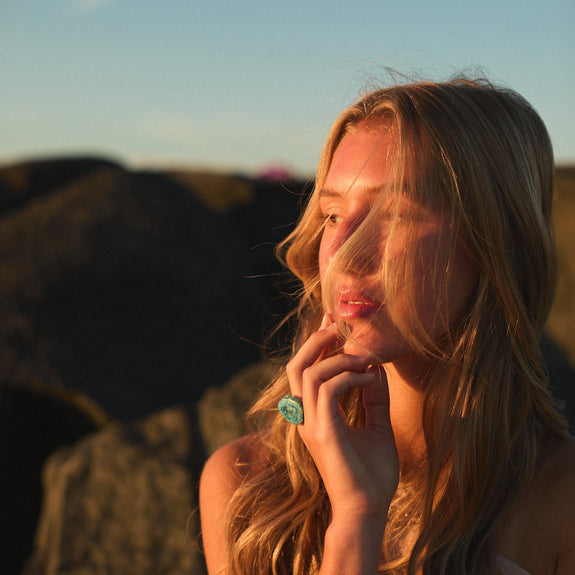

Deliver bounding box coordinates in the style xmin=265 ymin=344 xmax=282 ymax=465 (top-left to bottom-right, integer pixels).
xmin=322 ymin=121 xmax=399 ymax=198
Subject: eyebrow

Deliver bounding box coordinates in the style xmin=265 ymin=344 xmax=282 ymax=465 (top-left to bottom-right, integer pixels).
xmin=318 ymin=188 xmax=341 ymax=199
xmin=318 ymin=185 xmax=387 ymax=199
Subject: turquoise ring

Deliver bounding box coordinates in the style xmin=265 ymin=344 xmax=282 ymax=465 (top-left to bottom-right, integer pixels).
xmin=278 ymin=395 xmax=304 ymax=425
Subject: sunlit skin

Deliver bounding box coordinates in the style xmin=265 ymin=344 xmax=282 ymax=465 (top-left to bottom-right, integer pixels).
xmin=318 ymin=119 xmax=478 ymax=367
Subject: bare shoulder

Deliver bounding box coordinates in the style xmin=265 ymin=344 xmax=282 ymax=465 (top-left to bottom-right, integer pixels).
xmin=200 ymin=433 xmax=265 ymax=505
xmin=199 ymin=434 xmax=266 ymax=575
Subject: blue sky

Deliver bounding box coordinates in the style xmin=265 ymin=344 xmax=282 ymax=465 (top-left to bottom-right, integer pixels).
xmin=1 ymin=0 xmax=573 ymax=176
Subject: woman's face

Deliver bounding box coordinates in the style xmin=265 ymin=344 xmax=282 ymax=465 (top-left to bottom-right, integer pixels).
xmin=318 ymin=120 xmax=477 ymax=364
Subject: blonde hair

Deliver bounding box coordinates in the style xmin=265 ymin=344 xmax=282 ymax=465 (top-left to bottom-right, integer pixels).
xmin=223 ymin=78 xmax=569 ymax=574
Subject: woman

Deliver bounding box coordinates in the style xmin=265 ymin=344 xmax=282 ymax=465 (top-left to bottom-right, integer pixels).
xmin=199 ymin=78 xmax=575 ymax=574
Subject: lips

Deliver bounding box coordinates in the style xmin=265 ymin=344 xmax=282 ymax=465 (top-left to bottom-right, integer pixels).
xmin=335 ymin=288 xmax=381 ymax=320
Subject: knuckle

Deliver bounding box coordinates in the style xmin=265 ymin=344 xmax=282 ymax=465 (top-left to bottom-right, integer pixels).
xmin=285 ymin=360 xmax=297 ymax=378
xmin=301 ymin=364 xmax=313 ymax=378
xmin=301 ymin=363 xmax=320 ymax=382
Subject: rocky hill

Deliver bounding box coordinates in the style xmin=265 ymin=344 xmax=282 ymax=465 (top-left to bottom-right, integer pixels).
xmin=0 ymin=157 xmax=573 ymax=574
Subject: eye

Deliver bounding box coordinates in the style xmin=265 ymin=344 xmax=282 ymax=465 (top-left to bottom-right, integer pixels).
xmin=381 ymin=207 xmax=415 ymax=224
xmin=323 ymin=212 xmax=342 ymax=227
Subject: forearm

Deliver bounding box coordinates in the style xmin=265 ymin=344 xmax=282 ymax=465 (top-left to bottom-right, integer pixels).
xmin=319 ymin=515 xmax=386 ymax=575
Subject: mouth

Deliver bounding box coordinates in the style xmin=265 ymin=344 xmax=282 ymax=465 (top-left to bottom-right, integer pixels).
xmin=336 ymin=290 xmax=381 ymax=320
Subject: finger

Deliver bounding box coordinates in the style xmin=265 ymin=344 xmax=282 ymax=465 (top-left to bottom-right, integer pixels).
xmin=285 ymin=324 xmax=339 ymax=397
xmin=317 ymin=313 xmax=334 ymax=360
xmin=314 ymin=371 xmax=376 ymax=429
xmin=301 ymin=356 xmax=373 ymax=427
xmin=317 ymin=313 xmax=340 ymax=362
xmin=302 ymin=353 xmax=373 ymax=402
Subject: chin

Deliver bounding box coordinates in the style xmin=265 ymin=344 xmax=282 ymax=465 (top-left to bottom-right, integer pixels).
xmin=339 ymin=320 xmax=395 ymax=359
xmin=342 ymin=330 xmax=413 ymax=365
xmin=342 ymin=339 xmax=371 ymax=357
xmin=342 ymin=338 xmax=386 ymax=361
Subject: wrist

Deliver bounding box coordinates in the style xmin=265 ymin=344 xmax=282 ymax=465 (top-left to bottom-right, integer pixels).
xmin=321 ymin=515 xmax=386 ymax=574
xmin=329 ymin=498 xmax=391 ymax=535
xmin=328 ymin=511 xmax=387 ymax=543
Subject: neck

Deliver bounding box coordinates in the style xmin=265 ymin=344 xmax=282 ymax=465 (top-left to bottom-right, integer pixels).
xmin=382 ymin=360 xmax=427 ymax=476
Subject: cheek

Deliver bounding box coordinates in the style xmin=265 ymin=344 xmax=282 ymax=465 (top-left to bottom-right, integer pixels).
xmin=416 ymin=239 xmax=478 ymax=328
xmin=318 ymin=237 xmax=331 ymax=284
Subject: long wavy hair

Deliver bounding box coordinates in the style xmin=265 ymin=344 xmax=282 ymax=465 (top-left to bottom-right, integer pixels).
xmin=222 ymin=78 xmax=569 ymax=574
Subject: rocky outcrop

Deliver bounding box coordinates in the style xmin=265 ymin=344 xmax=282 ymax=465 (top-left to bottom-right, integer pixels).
xmin=23 ymin=405 xmax=206 ymax=575
xmin=198 ymin=360 xmax=278 ymax=455
xmin=19 ymin=360 xmax=278 ymax=575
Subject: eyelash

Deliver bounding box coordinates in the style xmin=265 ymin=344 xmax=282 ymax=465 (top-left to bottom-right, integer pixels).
xmin=321 ymin=212 xmax=342 ymax=226
xmin=319 ymin=208 xmax=416 ymax=228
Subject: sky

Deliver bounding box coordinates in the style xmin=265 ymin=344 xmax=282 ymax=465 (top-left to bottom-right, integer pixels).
xmin=1 ymin=0 xmax=574 ymax=176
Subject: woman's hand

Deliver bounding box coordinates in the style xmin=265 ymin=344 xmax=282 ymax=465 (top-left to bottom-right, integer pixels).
xmin=285 ymin=315 xmax=399 ymax=528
